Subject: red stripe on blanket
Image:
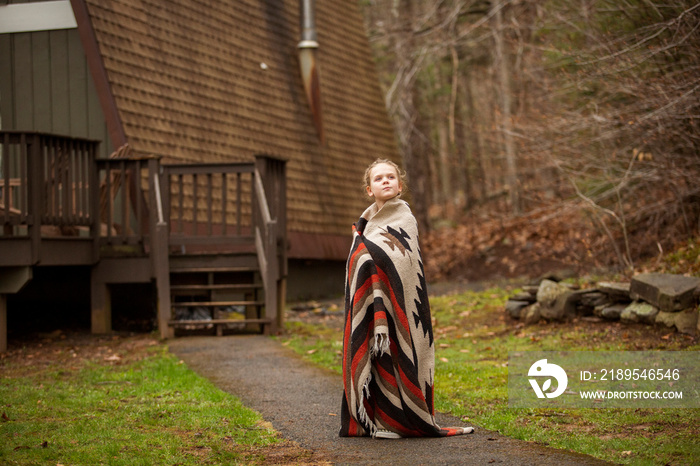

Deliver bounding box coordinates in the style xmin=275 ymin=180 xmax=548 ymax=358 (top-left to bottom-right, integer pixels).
xmin=374 ymin=310 xmax=387 ymax=324
xmin=347 ymin=242 xmax=366 ymax=280
xmin=377 ymin=361 xmax=397 ymax=388
xmin=342 ymin=298 xmax=352 ymax=381
xmin=398 ymin=361 xmax=427 ymax=402
xmin=387 ymin=338 xmax=427 ymax=404
xmin=376 ymin=405 xmax=420 ymax=437
xmin=375 ymin=267 xmax=410 ymax=334
xmin=353 ymin=275 xmax=374 ymax=308
xmin=347 ymin=416 xmax=360 ymax=436
xmin=350 ymin=335 xmax=369 ymax=378
xmin=441 ymin=427 xmax=461 ymax=436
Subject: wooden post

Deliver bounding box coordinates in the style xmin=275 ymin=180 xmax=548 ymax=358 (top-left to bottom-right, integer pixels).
xmin=276 ymin=277 xmax=286 ymax=332
xmin=0 ymin=294 xmax=7 ymax=353
xmin=254 ymin=155 xmax=287 ymax=335
xmin=154 ymin=222 xmax=173 ymax=339
xmin=27 ymin=134 xmax=43 ymax=264
xmin=90 ymin=272 xmax=111 ymax=334
xmin=149 ymin=159 xmax=173 ymax=339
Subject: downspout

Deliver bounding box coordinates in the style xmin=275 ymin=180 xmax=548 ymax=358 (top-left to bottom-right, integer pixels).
xmin=298 ymin=0 xmax=324 ymax=144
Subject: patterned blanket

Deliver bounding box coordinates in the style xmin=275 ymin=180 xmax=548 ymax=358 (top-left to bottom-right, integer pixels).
xmin=339 ymin=196 xmax=468 ymax=438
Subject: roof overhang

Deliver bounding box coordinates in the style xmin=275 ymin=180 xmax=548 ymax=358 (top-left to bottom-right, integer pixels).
xmin=0 ymin=0 xmax=77 ymax=34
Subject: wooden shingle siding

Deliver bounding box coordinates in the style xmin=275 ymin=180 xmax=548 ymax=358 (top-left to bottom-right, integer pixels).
xmin=81 ymin=0 xmax=399 ymax=259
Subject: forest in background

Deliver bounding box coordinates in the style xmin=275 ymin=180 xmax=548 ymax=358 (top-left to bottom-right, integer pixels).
xmin=357 ymin=0 xmax=700 ymax=280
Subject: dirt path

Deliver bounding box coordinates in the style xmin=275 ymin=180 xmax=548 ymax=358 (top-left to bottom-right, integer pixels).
xmin=169 ymin=335 xmax=609 ymax=465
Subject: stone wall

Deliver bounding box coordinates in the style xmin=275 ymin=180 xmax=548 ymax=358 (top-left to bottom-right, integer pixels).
xmin=505 ymin=273 xmax=700 ymax=335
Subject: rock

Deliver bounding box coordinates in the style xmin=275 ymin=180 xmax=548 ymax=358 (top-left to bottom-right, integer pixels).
xmin=535 ymin=269 xmax=577 ymax=284
xmin=521 ymin=303 xmax=541 ymax=325
xmin=595 ymin=303 xmax=626 ymax=320
xmin=655 ymin=311 xmax=676 ymax=328
xmin=620 ymin=306 xmax=639 ymax=323
xmin=674 ymin=309 xmax=697 ymax=335
xmin=655 ymin=308 xmax=698 ymax=335
xmin=630 ymin=273 xmax=700 ymax=312
xmin=577 ymin=290 xmax=608 ymax=307
xmin=510 ymin=292 xmax=537 ymax=303
xmin=598 ymin=282 xmax=631 ymax=302
xmin=506 ymin=300 xmax=531 ymax=319
xmin=537 ymin=279 xmax=575 ymax=320
xmin=623 ymin=301 xmax=659 ymax=325
xmin=574 ymin=290 xmax=607 ymax=316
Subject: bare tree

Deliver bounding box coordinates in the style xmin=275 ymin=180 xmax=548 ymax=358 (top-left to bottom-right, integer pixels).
xmin=490 ymin=1 xmax=521 ymax=214
xmin=359 ymin=0 xmax=699 ymax=267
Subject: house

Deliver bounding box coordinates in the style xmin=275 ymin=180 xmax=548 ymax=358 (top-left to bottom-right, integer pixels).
xmin=0 ymin=0 xmax=400 ymax=351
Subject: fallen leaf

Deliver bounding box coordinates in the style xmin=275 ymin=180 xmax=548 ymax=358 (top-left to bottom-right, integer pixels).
xmin=306 ymin=349 xmax=317 ymax=354
xmin=440 ymin=357 xmax=449 ymax=362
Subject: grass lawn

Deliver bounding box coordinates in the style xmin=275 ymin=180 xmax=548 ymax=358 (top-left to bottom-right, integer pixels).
xmin=0 ymin=334 xmax=308 ymax=465
xmin=280 ymin=282 xmax=700 ymax=466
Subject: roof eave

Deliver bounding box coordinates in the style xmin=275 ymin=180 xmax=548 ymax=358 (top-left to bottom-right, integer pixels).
xmin=70 ymin=0 xmax=127 ymax=147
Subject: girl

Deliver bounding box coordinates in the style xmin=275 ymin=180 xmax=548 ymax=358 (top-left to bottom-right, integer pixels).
xmin=339 ymin=159 xmax=473 ymax=439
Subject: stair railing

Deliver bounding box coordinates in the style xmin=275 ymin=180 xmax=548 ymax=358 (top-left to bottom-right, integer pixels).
xmin=149 ymin=159 xmax=173 ymax=339
xmin=253 ymin=155 xmax=287 ymax=334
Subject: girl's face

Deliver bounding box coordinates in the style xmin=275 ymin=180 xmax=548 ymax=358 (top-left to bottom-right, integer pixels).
xmin=366 ymin=163 xmax=401 ymax=209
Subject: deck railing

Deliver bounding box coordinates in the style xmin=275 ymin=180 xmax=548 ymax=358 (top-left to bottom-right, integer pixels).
xmin=1 ymin=131 xmax=286 ymax=336
xmin=94 ymin=157 xmax=159 ymax=249
xmin=1 ymin=131 xmax=285 ymax=261
xmin=1 ymin=131 xmax=98 ymax=231
xmin=161 ymin=163 xmax=255 ymax=250
xmin=1 ymin=131 xmax=101 ymax=264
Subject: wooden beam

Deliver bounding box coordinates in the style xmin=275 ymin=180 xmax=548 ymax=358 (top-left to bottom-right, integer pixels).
xmin=69 ymin=0 xmax=127 ymax=147
xmin=0 ymin=294 xmax=6 ymax=353
xmin=0 ymin=266 xmax=32 ymax=293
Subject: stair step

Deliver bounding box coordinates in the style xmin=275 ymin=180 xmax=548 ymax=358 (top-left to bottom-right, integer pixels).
xmin=170 ymin=284 xmax=262 ymax=291
xmin=169 ymin=318 xmax=271 ymax=327
xmin=170 ymin=267 xmax=258 ymax=273
xmin=172 ymin=300 xmax=264 ymax=307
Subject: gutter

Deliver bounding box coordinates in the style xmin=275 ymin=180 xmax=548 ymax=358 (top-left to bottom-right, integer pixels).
xmin=298 ymin=0 xmax=324 ymax=144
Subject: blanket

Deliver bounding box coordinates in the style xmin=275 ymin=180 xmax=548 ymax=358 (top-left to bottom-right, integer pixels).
xmin=339 ymin=196 xmax=467 ymax=438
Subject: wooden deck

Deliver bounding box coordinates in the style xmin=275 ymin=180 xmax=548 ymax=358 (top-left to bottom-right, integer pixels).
xmin=0 ymin=131 xmax=287 ymax=352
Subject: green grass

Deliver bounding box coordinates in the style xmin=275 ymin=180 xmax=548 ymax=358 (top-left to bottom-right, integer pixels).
xmin=280 ymin=285 xmax=699 ymax=465
xmin=0 ymin=341 xmax=280 ymax=465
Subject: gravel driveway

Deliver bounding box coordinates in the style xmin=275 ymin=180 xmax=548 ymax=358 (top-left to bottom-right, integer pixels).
xmin=169 ymin=335 xmax=609 ymax=465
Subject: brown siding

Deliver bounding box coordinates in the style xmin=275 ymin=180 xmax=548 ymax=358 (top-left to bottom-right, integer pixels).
xmin=82 ymin=0 xmax=400 ymax=258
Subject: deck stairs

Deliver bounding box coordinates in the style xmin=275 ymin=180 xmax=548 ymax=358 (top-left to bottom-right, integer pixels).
xmin=168 ymin=253 xmax=268 ymax=335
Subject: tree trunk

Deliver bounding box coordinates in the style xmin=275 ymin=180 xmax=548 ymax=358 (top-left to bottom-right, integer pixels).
xmin=391 ymin=0 xmax=431 ymax=232
xmin=491 ymin=1 xmax=521 ymax=214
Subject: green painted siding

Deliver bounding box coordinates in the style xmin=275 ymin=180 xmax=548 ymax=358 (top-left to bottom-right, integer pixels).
xmin=0 ymin=28 xmax=113 ymax=157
